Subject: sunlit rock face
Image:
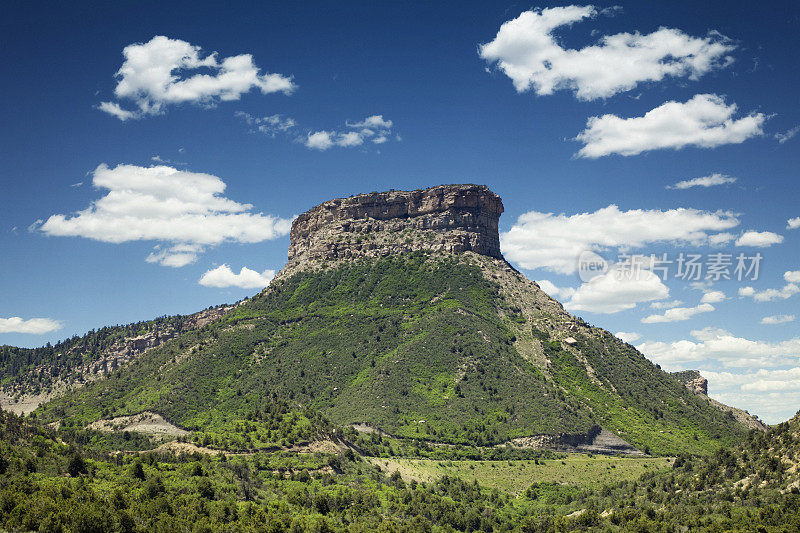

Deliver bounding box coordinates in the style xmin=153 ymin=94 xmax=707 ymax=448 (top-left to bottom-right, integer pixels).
xmin=286 ymin=184 xmax=504 ymax=269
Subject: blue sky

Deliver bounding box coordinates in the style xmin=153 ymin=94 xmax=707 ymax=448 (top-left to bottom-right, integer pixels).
xmin=1 ymin=1 xmax=798 ymax=422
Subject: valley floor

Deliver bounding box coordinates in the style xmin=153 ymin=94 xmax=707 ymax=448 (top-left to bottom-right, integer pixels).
xmin=3 ymin=404 xmax=800 ymax=532
xmin=367 ymin=455 xmax=674 ymax=495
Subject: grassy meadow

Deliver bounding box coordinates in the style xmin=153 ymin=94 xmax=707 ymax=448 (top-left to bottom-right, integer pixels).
xmin=369 ymin=454 xmax=674 ymax=495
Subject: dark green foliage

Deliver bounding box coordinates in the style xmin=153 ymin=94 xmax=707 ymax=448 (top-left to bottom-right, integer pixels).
xmin=37 ymin=255 xmax=591 ymax=446
xmin=563 ymin=413 xmax=800 ymax=531
xmin=0 ymin=311 xmax=216 ymax=396
xmin=1 ymin=407 xmax=799 ymax=531
xmin=35 ymin=254 xmax=746 ymax=454
xmin=67 ymin=453 xmax=87 ymax=477
xmin=543 ymin=332 xmax=748 ymax=454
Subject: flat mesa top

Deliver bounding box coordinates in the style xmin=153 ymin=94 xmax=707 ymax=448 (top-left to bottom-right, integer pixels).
xmin=285 ymin=184 xmax=505 ymax=263
xmin=294 ymin=184 xmax=503 ymax=222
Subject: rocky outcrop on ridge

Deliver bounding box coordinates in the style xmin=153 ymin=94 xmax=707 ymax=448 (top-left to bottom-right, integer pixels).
xmin=672 ymin=370 xmax=709 ymax=396
xmin=280 ymin=185 xmax=503 ymax=277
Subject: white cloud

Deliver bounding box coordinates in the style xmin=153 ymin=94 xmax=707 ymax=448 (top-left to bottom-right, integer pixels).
xmin=536 ymin=279 xmax=576 ymax=300
xmin=236 ymin=112 xmax=296 ymax=137
xmin=708 ymin=232 xmax=736 ymax=246
xmin=667 ymin=173 xmax=736 ymax=190
xmin=479 ymin=6 xmax=734 ymax=101
xmin=700 ymin=290 xmax=726 ymax=304
xmin=99 ymin=36 xmax=295 ymax=120
xmin=775 ymin=125 xmax=800 ymax=144
xmin=641 ymin=302 xmax=714 ymax=323
xmin=734 ymin=230 xmax=783 ymax=247
xmin=304 ymin=115 xmax=394 ymax=150
xmin=788 ymin=217 xmax=800 ymax=230
xmin=575 ymin=94 xmax=766 ymax=158
xmin=97 ymin=101 xmax=138 ymax=121
xmin=761 ymin=314 xmax=795 ymax=325
xmin=650 ymin=299 xmax=683 ymax=309
xmin=616 ymin=331 xmax=641 ymax=343
xmin=236 ymin=112 xmax=395 ymax=149
xmin=199 ymin=264 xmax=275 ymax=289
xmin=500 ymin=204 xmax=739 ymax=274
xmin=39 ymin=164 xmax=291 ymax=266
xmin=346 ymin=116 xmax=393 ymax=130
xmin=565 ymin=266 xmax=669 ymax=314
xmin=738 ymin=368 xmax=800 ymax=392
xmin=145 ymin=244 xmax=203 ymax=268
xmin=305 ymin=131 xmax=335 ymax=150
xmin=638 ymin=327 xmax=800 ymax=369
xmin=702 ymin=368 xmax=800 ymax=423
xmin=0 ymin=317 xmax=63 ymax=334
xmin=336 ymin=131 xmax=365 ymax=147
xmin=739 ymin=271 xmax=800 ymax=302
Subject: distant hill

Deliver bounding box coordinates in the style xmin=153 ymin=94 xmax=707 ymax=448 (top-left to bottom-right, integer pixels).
xmin=0 ymin=306 xmax=232 ymax=415
xmin=24 ymin=185 xmax=761 ymax=456
xmin=569 ymin=410 xmax=800 ymax=529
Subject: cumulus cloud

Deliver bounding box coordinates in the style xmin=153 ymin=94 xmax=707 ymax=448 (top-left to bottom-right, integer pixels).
xmin=708 ymin=232 xmax=736 ymax=246
xmin=739 ymin=271 xmax=800 ymax=302
xmin=0 ymin=317 xmax=62 ymax=334
xmin=575 ymin=94 xmax=766 ymax=158
xmin=304 ymin=115 xmax=394 ymax=150
xmin=761 ymin=314 xmax=795 ymax=325
xmin=638 ymin=327 xmax=800 ymax=369
xmin=500 ymin=204 xmax=739 ymax=274
xmin=98 ymin=36 xmax=295 ymax=120
xmin=775 ymin=125 xmax=800 ymax=144
xmin=639 ymin=329 xmax=800 ymax=423
xmin=787 ymin=217 xmax=800 ymax=230
xmin=536 ymin=279 xmax=576 ymax=300
xmin=700 ymin=290 xmax=726 ymax=304
xmin=703 ymin=368 xmax=800 ymax=423
xmin=199 ymin=265 xmax=276 ymax=289
xmin=734 ymin=230 xmax=783 ymax=247
xmin=641 ymin=302 xmax=714 ymax=323
xmin=39 ymin=164 xmax=291 ymax=266
xmin=565 ymin=266 xmax=669 ymax=314
xmin=479 ymin=6 xmax=734 ymax=100
xmin=667 ymin=173 xmax=736 ymax=190
xmin=616 ymin=331 xmax=641 ymax=343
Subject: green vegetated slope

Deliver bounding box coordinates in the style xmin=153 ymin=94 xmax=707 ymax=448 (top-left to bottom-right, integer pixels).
xmin=2 ymin=404 xmax=799 ymax=532
xmin=37 ymin=253 xmax=745 ymax=455
xmin=0 ymin=310 xmax=221 ymax=398
xmin=536 ymin=331 xmax=744 ymax=454
xmin=566 ymin=411 xmax=800 ymax=531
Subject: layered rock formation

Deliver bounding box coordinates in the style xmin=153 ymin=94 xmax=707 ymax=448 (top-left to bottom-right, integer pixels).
xmin=672 ymin=370 xmax=709 ymax=396
xmin=282 ymin=185 xmax=503 ymax=274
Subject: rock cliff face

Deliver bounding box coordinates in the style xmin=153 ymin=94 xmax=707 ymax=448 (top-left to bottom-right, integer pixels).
xmin=672 ymin=370 xmax=709 ymax=396
xmin=283 ymin=185 xmax=503 ymax=273
xmin=671 ymin=370 xmax=767 ymax=431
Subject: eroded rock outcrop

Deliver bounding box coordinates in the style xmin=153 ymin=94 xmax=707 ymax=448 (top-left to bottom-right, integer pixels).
xmin=0 ymin=305 xmax=233 ymax=415
xmin=672 ymin=370 xmax=767 ymax=431
xmin=672 ymin=370 xmax=709 ymax=396
xmin=282 ymin=185 xmax=503 ymax=275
